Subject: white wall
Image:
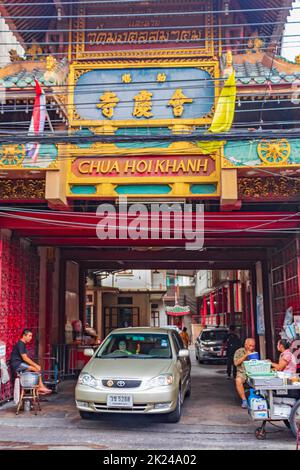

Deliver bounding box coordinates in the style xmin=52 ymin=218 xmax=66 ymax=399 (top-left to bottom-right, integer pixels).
xmin=195 ymin=270 xmax=213 ymax=297
xmin=102 ymin=270 xmax=166 ymax=291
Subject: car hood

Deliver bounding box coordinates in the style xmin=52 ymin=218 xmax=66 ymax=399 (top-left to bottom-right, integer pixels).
xmin=83 ymin=358 xmax=173 ymax=379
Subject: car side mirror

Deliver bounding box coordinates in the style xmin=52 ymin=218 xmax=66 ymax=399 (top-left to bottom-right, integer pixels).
xmin=83 ymin=348 xmax=94 ymax=357
xmin=178 ymin=349 xmax=189 ymax=358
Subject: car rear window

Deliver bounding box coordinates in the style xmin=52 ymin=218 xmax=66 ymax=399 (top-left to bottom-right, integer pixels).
xmin=200 ymin=330 xmax=228 ymax=342
xmin=96 ymin=333 xmax=172 ymax=359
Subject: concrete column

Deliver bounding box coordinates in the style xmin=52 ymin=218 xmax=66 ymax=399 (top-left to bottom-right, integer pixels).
xmin=96 ymin=290 xmax=103 ymax=338
xmin=65 ymin=261 xmax=80 ymax=324
xmin=255 ymin=262 xmax=266 ymax=359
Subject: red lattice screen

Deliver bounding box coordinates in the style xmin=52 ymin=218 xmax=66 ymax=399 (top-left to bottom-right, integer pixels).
xmin=0 ymin=233 xmax=40 ymax=404
xmin=271 ymin=238 xmax=300 ymax=339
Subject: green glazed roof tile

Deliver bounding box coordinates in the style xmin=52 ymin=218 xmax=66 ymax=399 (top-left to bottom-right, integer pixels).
xmin=16 ymin=79 xmax=27 ymax=87
xmin=253 ymin=76 xmax=266 ymax=84
xmin=269 ymin=76 xmax=282 ymax=84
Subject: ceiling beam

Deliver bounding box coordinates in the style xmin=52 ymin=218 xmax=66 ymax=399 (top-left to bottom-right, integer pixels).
xmin=60 ymin=248 xmax=268 ymax=262
xmin=80 ymin=261 xmax=254 ymax=270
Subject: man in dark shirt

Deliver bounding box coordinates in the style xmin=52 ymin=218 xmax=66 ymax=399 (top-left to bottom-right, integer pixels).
xmin=223 ymin=325 xmax=241 ymax=379
xmin=10 ymin=329 xmax=51 ymax=394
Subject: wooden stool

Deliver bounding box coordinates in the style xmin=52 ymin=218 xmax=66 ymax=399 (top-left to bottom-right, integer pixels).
xmin=16 ymin=385 xmax=41 ymax=415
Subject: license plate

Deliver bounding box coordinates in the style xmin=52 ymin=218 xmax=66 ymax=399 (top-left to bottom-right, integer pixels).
xmin=107 ymin=395 xmax=133 ymax=407
xmin=275 ymin=389 xmax=288 ymax=395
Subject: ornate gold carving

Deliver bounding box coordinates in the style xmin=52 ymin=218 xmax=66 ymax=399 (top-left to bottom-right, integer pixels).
xmin=226 ymin=50 xmax=233 ymax=67
xmin=26 ymin=43 xmax=43 ymax=60
xmin=247 ymin=32 xmax=264 ymax=53
xmin=46 ymin=55 xmax=57 ymax=71
xmin=257 ymin=139 xmax=290 ymax=165
xmin=9 ymin=49 xmax=24 ymax=62
xmin=0 ymin=179 xmax=45 ymax=200
xmin=96 ymin=91 xmax=120 ymax=119
xmin=0 ymin=144 xmax=25 ymax=167
xmin=133 ymin=90 xmax=153 ymax=118
xmin=72 ymin=1 xmax=214 ymax=60
xmin=168 ymin=89 xmax=193 ymax=117
xmin=238 ymin=177 xmax=300 ymax=199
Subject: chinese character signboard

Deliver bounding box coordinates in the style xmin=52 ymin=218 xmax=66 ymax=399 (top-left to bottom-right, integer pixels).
xmin=69 ymin=64 xmax=217 ymax=128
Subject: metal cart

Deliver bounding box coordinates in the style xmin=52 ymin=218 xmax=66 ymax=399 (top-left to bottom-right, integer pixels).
xmin=42 ymin=356 xmax=60 ymax=393
xmin=247 ymin=379 xmax=300 ymax=440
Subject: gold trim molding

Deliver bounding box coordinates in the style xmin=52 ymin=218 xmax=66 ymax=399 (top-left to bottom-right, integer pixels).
xmin=0 ymin=179 xmax=46 ymax=200
xmin=238 ymin=177 xmax=300 ymax=199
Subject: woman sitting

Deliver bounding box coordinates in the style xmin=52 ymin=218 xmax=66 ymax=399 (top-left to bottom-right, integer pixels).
xmin=271 ymin=339 xmax=297 ymax=374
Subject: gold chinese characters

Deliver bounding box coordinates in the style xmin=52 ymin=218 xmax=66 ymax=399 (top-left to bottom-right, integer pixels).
xmin=168 ymin=89 xmax=193 ymax=117
xmin=133 ymin=90 xmax=153 ymax=118
xmin=122 ymin=74 xmax=132 ymax=83
xmin=96 ymin=92 xmax=120 ymax=119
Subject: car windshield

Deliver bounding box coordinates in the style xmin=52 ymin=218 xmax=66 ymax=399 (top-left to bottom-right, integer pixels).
xmin=200 ymin=330 xmax=227 ymax=342
xmin=96 ymin=333 xmax=172 ymax=359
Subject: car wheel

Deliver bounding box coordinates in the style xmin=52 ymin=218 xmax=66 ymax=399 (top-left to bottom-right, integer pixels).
xmin=288 ymin=400 xmax=300 ymax=438
xmin=79 ymin=410 xmax=96 ymax=420
xmin=166 ymin=387 xmax=182 ymax=423
xmin=185 ymin=378 xmax=191 ymax=398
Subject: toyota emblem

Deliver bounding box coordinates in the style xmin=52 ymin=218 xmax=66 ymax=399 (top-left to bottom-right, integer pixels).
xmin=117 ymin=380 xmax=126 ymax=388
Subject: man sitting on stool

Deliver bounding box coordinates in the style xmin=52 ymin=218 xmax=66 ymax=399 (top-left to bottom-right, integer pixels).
xmin=234 ymin=338 xmax=256 ymax=408
xmin=10 ymin=329 xmax=52 ymax=395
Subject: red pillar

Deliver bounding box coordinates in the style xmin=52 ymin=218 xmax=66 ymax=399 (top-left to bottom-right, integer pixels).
xmin=45 ymin=248 xmax=55 ymax=356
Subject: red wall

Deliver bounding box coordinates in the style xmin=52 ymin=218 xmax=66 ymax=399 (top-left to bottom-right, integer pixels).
xmin=0 ymin=232 xmax=39 ymax=403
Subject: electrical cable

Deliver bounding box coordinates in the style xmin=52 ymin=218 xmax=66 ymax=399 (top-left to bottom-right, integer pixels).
xmin=1 ymin=3 xmax=300 ymax=18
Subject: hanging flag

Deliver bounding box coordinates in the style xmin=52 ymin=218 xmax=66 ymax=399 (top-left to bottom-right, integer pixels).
xmin=26 ymin=79 xmax=46 ymax=163
xmin=196 ymin=71 xmax=236 ymax=154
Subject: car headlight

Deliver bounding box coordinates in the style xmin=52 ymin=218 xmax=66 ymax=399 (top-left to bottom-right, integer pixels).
xmin=147 ymin=374 xmax=174 ymax=388
xmin=78 ymin=373 xmax=99 ymax=389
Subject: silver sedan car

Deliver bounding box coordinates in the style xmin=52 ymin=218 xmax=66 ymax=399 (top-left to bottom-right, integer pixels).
xmin=75 ymin=327 xmax=191 ymax=422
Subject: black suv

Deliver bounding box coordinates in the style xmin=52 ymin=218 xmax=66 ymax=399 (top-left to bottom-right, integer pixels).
xmin=195 ymin=328 xmax=228 ymax=364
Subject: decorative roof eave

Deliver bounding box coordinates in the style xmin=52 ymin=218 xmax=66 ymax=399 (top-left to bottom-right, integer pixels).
xmin=237 ymin=83 xmax=299 ymax=98
xmin=0 ymin=59 xmax=69 ymax=116
xmin=165 ymin=304 xmax=191 ymax=316
xmin=269 ymin=0 xmax=294 ymax=46
xmin=230 ymin=50 xmax=300 ymax=90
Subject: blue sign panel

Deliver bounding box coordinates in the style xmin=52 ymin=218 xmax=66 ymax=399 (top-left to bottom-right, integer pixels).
xmin=74 ymin=67 xmax=214 ymax=122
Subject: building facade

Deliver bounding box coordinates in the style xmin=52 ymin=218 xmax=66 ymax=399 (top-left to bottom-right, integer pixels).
xmin=0 ymin=0 xmax=300 ymax=402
